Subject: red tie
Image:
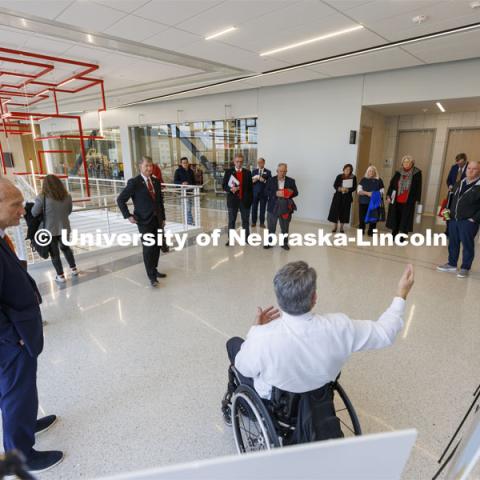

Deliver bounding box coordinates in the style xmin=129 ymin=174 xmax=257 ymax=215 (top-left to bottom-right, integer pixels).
xmin=4 ymin=233 xmax=15 ymax=253
xmin=146 ymin=177 xmax=155 ymax=201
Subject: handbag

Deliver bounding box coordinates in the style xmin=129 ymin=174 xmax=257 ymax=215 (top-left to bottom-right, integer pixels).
xmin=26 ymin=196 xmax=50 ymax=259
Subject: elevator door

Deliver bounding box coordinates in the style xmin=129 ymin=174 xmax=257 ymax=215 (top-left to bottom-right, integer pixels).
xmin=395 ymin=129 xmax=434 ymax=209
xmin=437 ymin=128 xmax=480 ymax=208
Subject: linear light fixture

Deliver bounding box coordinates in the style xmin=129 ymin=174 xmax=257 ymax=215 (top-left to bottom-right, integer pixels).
xmin=118 ymin=20 xmax=480 ymax=108
xmin=205 ymin=26 xmax=236 ymax=40
xmin=436 ymin=102 xmax=446 ymax=112
xmin=260 ymin=25 xmax=364 ymax=56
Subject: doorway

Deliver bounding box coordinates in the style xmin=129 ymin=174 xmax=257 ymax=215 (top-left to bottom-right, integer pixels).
xmin=395 ymin=129 xmax=435 ymax=209
xmin=352 ymin=126 xmax=372 ymax=226
xmin=437 ymin=128 xmax=480 ymax=208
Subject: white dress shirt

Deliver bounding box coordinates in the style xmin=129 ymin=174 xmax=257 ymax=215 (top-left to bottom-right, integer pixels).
xmin=235 ymin=297 xmax=405 ymax=399
xmin=278 ymin=178 xmax=285 ymax=189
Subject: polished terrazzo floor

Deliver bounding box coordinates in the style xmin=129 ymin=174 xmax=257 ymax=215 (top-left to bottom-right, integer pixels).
xmin=9 ymin=219 xmax=480 ymax=479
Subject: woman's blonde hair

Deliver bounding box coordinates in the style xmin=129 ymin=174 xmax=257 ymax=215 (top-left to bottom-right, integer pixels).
xmin=364 ymin=165 xmax=379 ymax=179
xmin=401 ymin=155 xmax=414 ymax=167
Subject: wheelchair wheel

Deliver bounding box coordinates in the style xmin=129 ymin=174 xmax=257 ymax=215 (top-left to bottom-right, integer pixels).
xmin=232 ymin=384 xmax=281 ymax=453
xmin=333 ymin=381 xmax=362 ymax=436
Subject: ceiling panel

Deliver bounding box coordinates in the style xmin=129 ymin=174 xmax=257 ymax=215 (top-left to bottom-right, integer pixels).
xmin=308 ymin=47 xmax=423 ymax=76
xmin=403 ymin=29 xmax=480 ymax=64
xmin=176 ymin=40 xmax=289 ymax=72
xmin=0 ymin=0 xmax=72 ymax=20
xmin=322 ymin=0 xmax=373 ymax=10
xmin=0 ymin=26 xmax=31 ymax=48
xmin=104 ymin=14 xmax=168 ymax=41
xmin=359 ymin=1 xmax=480 ymax=41
xmin=143 ymin=27 xmax=202 ymax=50
xmin=176 ymin=0 xmax=293 ymax=36
xmin=134 ymin=0 xmax=222 ymax=27
xmin=93 ymin=0 xmax=150 ymax=14
xmin=55 ymin=0 xmax=126 ymax=32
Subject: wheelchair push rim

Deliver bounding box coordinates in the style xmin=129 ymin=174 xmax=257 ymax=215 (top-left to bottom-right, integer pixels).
xmin=232 ymin=384 xmax=281 ymax=453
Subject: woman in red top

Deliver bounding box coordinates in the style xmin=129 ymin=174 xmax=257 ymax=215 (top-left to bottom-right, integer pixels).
xmin=386 ymin=155 xmax=422 ymax=236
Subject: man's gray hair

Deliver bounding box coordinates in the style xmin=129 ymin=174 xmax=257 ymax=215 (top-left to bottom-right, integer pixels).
xmin=273 ymin=261 xmax=317 ymax=315
xmin=278 ymin=162 xmax=287 ymax=169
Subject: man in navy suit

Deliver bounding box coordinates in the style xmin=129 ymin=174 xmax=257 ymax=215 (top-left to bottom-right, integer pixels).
xmin=117 ymin=156 xmax=167 ymax=287
xmin=264 ymin=163 xmax=298 ymax=250
xmin=447 ymin=153 xmax=468 ymax=191
xmin=251 ymin=157 xmax=271 ymax=228
xmin=0 ymin=179 xmax=63 ymax=473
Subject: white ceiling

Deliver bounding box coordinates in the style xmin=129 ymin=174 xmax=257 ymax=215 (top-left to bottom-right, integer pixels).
xmin=0 ymin=0 xmax=479 ymax=110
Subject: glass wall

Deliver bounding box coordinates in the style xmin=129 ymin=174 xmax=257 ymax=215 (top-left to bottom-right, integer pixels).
xmin=129 ymin=118 xmax=258 ymax=184
xmin=41 ymin=127 xmax=124 ymax=179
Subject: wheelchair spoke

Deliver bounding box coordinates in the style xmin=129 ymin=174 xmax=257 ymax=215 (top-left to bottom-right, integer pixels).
xmin=339 ymin=417 xmax=355 ymax=435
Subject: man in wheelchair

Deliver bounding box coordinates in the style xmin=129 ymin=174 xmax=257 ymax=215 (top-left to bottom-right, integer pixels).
xmin=222 ymin=261 xmax=414 ymax=447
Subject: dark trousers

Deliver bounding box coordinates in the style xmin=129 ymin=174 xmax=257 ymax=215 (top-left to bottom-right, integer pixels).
xmin=268 ymin=212 xmax=291 ymax=239
xmin=49 ymin=236 xmax=76 ymax=276
xmin=228 ymin=202 xmax=251 ymax=239
xmin=0 ymin=345 xmax=37 ymax=456
xmin=251 ymin=193 xmax=267 ymax=225
xmin=226 ymin=337 xmax=253 ymax=388
xmin=390 ymin=203 xmax=409 ymax=236
xmin=138 ymin=217 xmax=161 ymax=281
xmin=358 ymin=204 xmax=377 ymax=233
xmin=448 ymin=219 xmax=479 ymax=270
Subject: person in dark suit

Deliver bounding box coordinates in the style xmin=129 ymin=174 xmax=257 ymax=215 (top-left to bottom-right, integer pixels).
xmin=0 ymin=179 xmax=63 ymax=473
xmin=174 ymin=157 xmax=196 ymax=225
xmin=251 ymin=157 xmax=271 ymax=228
xmin=117 ymin=156 xmax=167 ymax=287
xmin=447 ymin=153 xmax=468 ymax=191
xmin=264 ymin=163 xmax=298 ymax=250
xmin=222 ymin=153 xmax=253 ymax=245
xmin=386 ymin=155 xmax=422 ymax=236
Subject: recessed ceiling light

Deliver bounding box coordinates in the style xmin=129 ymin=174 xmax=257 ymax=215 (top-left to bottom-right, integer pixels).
xmin=259 ymin=25 xmax=364 ymax=56
xmin=471 ymin=1 xmax=480 ymax=8
xmin=205 ymin=26 xmax=236 ymax=40
xmin=87 ymin=34 xmax=94 ymax=43
xmin=436 ymin=102 xmax=446 ymax=113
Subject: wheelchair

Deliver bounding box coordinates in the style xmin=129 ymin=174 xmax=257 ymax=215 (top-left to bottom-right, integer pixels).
xmin=221 ymin=366 xmax=361 ymax=453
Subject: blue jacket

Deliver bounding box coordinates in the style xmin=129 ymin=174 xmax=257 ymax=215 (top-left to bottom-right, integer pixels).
xmin=0 ymin=237 xmax=44 ymax=357
xmin=252 ymin=168 xmax=272 ymax=197
xmin=266 ymin=176 xmax=298 ymax=214
xmin=447 ymin=163 xmax=468 ymax=188
xmin=365 ymin=191 xmax=384 ymax=223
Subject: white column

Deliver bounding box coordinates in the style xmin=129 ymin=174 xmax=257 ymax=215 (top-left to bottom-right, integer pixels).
xmin=119 ymin=124 xmax=133 ymax=180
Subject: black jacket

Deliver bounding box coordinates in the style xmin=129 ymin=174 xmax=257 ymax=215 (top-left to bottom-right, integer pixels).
xmin=0 ymin=237 xmax=43 ymax=358
xmin=266 ymin=176 xmax=298 ymax=214
xmin=450 ymin=178 xmax=480 ymax=222
xmin=222 ymin=168 xmax=253 ymax=208
xmin=117 ymin=175 xmax=166 ymax=224
xmin=174 ymin=167 xmax=195 ymax=186
xmin=386 ymin=168 xmax=422 ymax=233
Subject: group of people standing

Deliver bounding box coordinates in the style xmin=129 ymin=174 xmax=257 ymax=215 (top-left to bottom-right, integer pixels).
xmin=221 ymin=154 xmax=298 ymax=250
xmin=328 ymin=155 xmax=423 ymax=237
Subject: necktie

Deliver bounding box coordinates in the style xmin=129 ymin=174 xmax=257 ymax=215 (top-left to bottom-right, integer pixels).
xmin=3 ymin=233 xmax=15 ymax=253
xmin=456 ymin=166 xmax=463 ymax=184
xmin=146 ymin=177 xmax=155 ymax=201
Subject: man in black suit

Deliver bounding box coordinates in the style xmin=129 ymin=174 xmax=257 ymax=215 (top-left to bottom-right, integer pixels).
xmin=251 ymin=157 xmax=271 ymax=228
xmin=447 ymin=153 xmax=468 ymax=192
xmin=0 ymin=179 xmax=63 ymax=473
xmin=222 ymin=153 xmax=253 ymax=245
xmin=264 ymin=163 xmax=298 ymax=250
xmin=117 ymin=156 xmax=167 ymax=287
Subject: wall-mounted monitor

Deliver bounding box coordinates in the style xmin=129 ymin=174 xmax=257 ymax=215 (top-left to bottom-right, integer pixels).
xmin=3 ymin=152 xmax=14 ymax=168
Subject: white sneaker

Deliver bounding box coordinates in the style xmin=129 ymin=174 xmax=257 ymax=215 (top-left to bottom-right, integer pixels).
xmin=55 ymin=275 xmax=66 ymax=284
xmin=71 ymin=267 xmax=79 ymax=276
xmin=457 ymin=269 xmax=469 ymax=278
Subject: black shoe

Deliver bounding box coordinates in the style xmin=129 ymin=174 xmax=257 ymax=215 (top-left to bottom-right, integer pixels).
xmin=35 ymin=415 xmax=57 ymax=435
xmin=26 ymin=450 xmax=64 ymax=473
xmin=367 ymin=231 xmax=374 ymax=237
xmin=282 ymin=244 xmax=290 ymax=250
xmin=161 ymin=245 xmax=170 ymax=253
xmin=225 ymin=241 xmax=231 ymax=247
xmin=156 ymin=272 xmax=167 ymax=278
xmin=150 ymin=279 xmax=159 ymax=287
xmin=260 ymin=224 xmax=266 ymax=228
xmin=263 ymin=245 xmax=272 ymax=249
xmin=251 ymin=223 xmax=256 ymax=227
